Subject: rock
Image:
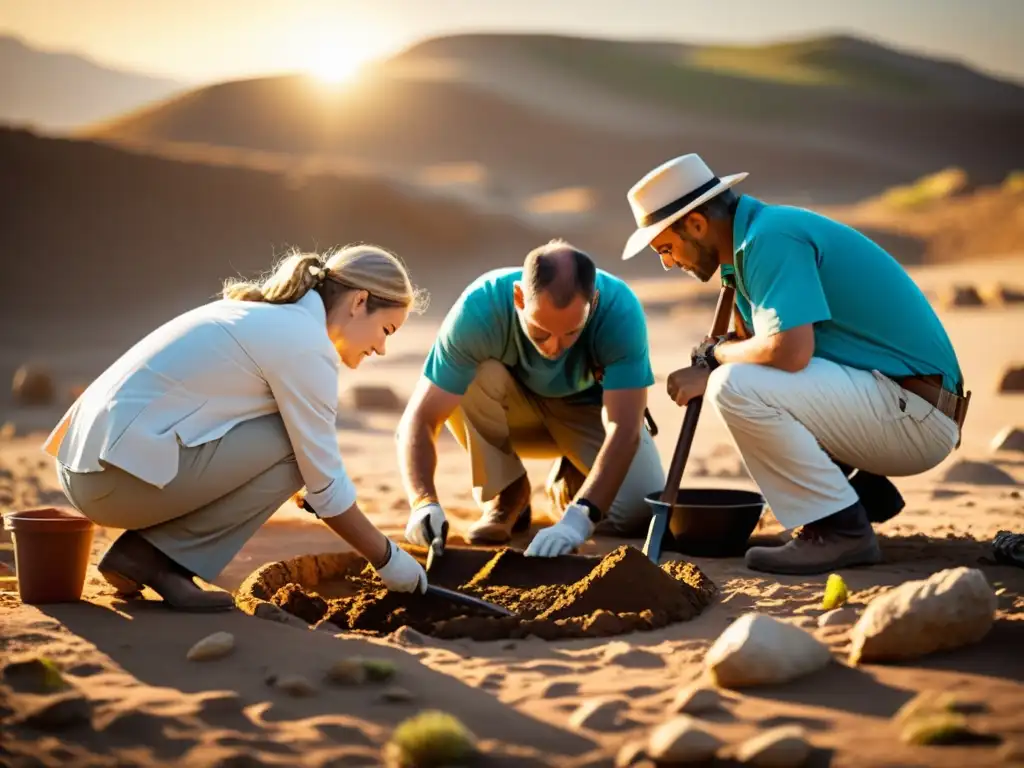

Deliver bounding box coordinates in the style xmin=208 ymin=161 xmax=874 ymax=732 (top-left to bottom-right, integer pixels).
xmin=11 ymin=364 xmax=55 ymax=406
xmin=704 ymin=613 xmax=833 ymax=688
xmin=326 ymin=659 xmax=367 ymax=686
xmin=253 ymin=600 xmax=314 ymax=629
xmin=849 ymin=567 xmax=996 ymax=665
xmin=998 ymin=365 xmax=1024 ymax=394
xmin=817 ymin=607 xmax=859 ymax=628
xmin=670 ymin=685 xmax=724 ymax=715
xmin=937 ymin=284 xmax=984 ymax=308
xmin=647 ymin=715 xmax=723 ymax=764
xmin=186 ymin=631 xmax=235 ymax=662
xmin=981 ymin=283 xmax=1024 ymax=306
xmin=735 ymin=725 xmax=812 ymax=767
xmin=344 ymin=385 xmax=403 ymax=412
xmin=939 ymin=459 xmax=1017 ymax=486
xmin=991 ymin=426 xmax=1024 ymax=454
xmin=269 ymin=674 xmax=316 ymax=697
xmin=569 ymin=697 xmax=628 ymax=731
xmin=899 ymin=713 xmax=983 ymax=746
xmin=615 ymin=740 xmax=648 ymax=767
xmin=377 ymin=686 xmax=415 ymax=703
xmin=389 ymin=626 xmax=426 ymax=646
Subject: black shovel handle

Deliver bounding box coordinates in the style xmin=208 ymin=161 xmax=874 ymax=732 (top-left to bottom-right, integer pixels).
xmin=660 ymin=285 xmax=736 ymax=503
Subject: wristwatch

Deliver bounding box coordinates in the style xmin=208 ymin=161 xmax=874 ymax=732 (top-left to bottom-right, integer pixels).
xmin=575 ymin=497 xmax=603 ymax=525
xmin=691 ymin=336 xmax=724 ymax=371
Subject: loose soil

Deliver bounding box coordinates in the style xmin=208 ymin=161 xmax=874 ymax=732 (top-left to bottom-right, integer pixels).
xmin=270 ymin=545 xmax=717 ymax=641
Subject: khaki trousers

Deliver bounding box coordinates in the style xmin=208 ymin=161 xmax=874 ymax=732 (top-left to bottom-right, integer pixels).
xmin=57 ymin=414 xmax=303 ymax=582
xmin=446 ymin=360 xmax=665 ymax=536
xmin=705 ymin=358 xmax=959 ymax=530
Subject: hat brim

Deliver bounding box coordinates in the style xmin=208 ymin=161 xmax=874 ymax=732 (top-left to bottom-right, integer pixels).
xmin=621 ymin=172 xmax=749 ymax=262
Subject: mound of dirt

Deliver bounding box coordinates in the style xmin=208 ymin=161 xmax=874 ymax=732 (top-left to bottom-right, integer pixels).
xmin=267 ymin=546 xmax=716 ymax=642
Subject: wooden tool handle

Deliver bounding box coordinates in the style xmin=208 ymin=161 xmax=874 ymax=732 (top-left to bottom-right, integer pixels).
xmin=659 ymin=286 xmax=736 ymax=503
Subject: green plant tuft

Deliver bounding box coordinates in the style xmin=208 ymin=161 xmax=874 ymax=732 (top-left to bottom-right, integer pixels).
xmin=383 ymin=710 xmax=478 ymax=767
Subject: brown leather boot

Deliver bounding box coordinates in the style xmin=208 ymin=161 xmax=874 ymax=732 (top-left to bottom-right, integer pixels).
xmin=744 ymin=502 xmax=882 ymax=575
xmin=467 ymin=474 xmax=532 ymax=545
xmin=98 ymin=532 xmax=236 ymax=612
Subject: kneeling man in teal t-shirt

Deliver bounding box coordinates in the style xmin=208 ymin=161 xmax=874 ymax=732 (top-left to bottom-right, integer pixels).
xmin=398 ymin=240 xmax=665 ymax=557
xmin=622 ymin=154 xmax=970 ymax=575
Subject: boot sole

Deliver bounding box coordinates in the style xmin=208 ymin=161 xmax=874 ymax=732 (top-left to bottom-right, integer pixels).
xmin=746 ymin=542 xmax=883 ymax=576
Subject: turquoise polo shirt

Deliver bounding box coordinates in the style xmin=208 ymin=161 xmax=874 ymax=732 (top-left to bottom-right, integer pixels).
xmin=423 ymin=267 xmax=654 ymax=403
xmin=730 ymin=195 xmax=963 ymax=393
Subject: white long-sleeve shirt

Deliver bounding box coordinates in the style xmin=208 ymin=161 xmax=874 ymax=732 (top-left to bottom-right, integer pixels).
xmin=42 ymin=290 xmax=358 ymax=518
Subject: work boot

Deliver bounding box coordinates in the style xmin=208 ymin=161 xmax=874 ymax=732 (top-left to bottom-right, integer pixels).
xmin=468 ymin=474 xmax=532 ymax=545
xmin=831 ymin=457 xmax=905 ymax=524
xmin=98 ymin=531 xmax=236 ymax=612
xmin=744 ymin=502 xmax=882 ymax=575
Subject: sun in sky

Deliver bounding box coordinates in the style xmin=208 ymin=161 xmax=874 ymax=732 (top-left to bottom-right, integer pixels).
xmin=304 ymin=44 xmax=372 ymax=85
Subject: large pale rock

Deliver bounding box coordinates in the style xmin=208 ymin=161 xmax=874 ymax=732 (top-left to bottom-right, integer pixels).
xmin=849 ymin=567 xmax=996 ymax=665
xmin=647 ymin=716 xmax=722 ymax=764
xmin=735 ymin=725 xmax=812 ymax=767
xmin=704 ymin=613 xmax=832 ymax=689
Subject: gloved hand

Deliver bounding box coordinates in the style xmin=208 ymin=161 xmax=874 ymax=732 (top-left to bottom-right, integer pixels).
xmin=374 ymin=539 xmax=428 ymax=593
xmin=404 ymin=502 xmax=448 ymax=548
xmin=524 ymin=503 xmax=595 ymax=558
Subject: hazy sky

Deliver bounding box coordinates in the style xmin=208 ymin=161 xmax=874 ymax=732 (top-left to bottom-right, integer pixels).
xmin=2 ymin=0 xmax=1022 ymax=85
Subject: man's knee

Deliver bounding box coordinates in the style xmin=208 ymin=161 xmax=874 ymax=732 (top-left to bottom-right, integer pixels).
xmin=706 ymin=362 xmax=762 ymax=417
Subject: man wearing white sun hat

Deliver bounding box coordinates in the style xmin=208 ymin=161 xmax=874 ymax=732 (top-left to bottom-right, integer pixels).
xmin=622 ymin=153 xmax=969 ymax=575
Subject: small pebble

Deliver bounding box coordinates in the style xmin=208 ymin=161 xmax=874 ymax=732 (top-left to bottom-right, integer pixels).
xmin=185 ymin=632 xmax=235 ymax=662
xmin=326 ymin=659 xmax=367 ymax=686
xmin=670 ymin=685 xmax=723 ymax=715
xmin=269 ymin=674 xmax=317 ymax=697
xmin=647 ymin=716 xmax=722 ymax=763
xmin=734 ymin=725 xmax=811 ymax=767
xmin=569 ymin=697 xmax=627 ymax=731
xmin=377 ymin=686 xmax=414 ymax=703
xmin=817 ymin=607 xmax=858 ymax=628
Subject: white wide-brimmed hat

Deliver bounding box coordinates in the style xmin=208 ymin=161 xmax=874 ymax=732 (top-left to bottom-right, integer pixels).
xmin=621 ymin=153 xmax=748 ymax=261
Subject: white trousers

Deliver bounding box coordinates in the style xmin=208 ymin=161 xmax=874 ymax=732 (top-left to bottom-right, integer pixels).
xmin=57 ymin=414 xmax=303 ymax=582
xmin=446 ymin=360 xmax=666 ymax=535
xmin=705 ymin=357 xmax=959 ymax=530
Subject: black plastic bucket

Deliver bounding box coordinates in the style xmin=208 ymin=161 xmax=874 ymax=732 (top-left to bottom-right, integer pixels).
xmin=644 ymin=488 xmax=765 ymax=558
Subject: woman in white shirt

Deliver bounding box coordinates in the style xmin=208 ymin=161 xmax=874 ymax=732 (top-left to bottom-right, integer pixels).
xmin=45 ymin=244 xmax=429 ymax=612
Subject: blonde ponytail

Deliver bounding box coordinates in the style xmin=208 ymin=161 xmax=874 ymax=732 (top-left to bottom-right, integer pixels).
xmin=222 ymin=252 xmax=325 ymax=304
xmin=222 ymin=244 xmax=428 ymax=314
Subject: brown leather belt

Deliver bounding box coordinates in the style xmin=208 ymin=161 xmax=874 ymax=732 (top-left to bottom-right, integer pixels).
xmin=889 ymin=374 xmax=971 ymax=445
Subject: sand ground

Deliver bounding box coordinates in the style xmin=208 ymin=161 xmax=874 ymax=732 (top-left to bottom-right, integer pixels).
xmin=2 ymin=257 xmax=1023 ymax=767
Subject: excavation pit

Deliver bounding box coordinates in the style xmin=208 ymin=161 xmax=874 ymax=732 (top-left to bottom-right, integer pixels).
xmin=237 ymin=545 xmax=717 ymax=641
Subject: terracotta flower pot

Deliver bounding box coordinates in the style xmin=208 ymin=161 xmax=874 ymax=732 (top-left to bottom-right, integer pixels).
xmin=3 ymin=507 xmax=95 ymax=604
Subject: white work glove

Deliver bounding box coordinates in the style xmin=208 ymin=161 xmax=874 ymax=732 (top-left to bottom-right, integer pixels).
xmin=404 ymin=502 xmax=448 ymax=548
xmin=524 ymin=503 xmax=595 ymax=558
xmin=374 ymin=539 xmax=428 ymax=593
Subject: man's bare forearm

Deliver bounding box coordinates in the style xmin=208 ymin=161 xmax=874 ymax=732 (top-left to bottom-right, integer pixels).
xmin=574 ymin=424 xmax=640 ymax=514
xmin=397 ymin=416 xmax=441 ymax=509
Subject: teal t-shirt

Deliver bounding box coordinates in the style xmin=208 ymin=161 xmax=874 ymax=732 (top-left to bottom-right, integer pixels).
xmin=731 ymin=195 xmax=964 ymax=393
xmin=424 ymin=267 xmax=654 ymax=403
